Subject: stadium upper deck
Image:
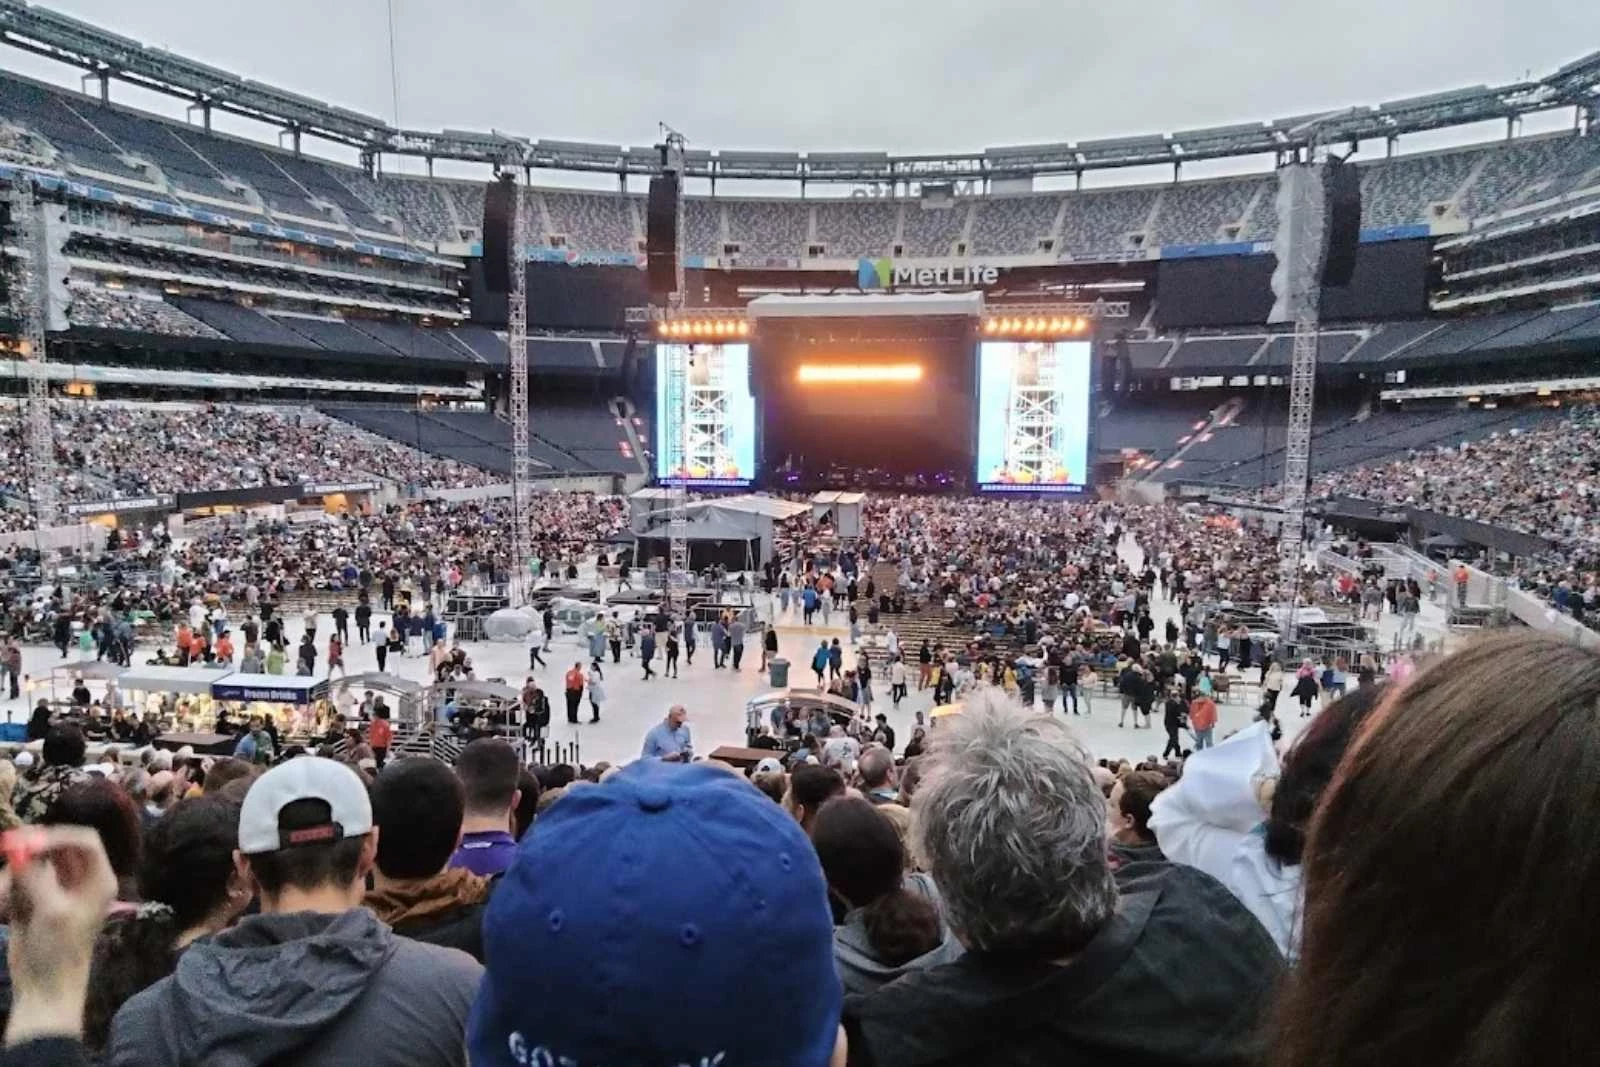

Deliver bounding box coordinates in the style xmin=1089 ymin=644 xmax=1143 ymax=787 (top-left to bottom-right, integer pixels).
xmin=0 ymin=1 xmax=1597 ymax=266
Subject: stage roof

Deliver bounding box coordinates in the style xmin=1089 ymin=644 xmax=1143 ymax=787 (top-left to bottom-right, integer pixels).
xmin=746 ymin=293 xmax=984 ymax=320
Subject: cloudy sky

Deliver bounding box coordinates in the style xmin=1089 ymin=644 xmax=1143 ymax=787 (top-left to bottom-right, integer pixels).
xmin=4 ymin=0 xmax=1596 ymax=182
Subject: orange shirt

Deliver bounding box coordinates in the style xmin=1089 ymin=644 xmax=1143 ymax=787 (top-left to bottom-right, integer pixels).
xmin=187 ymin=634 xmax=206 ymax=657
xmin=369 ymin=718 xmax=392 ymax=749
xmin=215 ymin=636 xmax=234 ymax=661
xmin=1189 ymin=696 xmax=1218 ymax=731
xmin=565 ymin=667 xmax=584 ymax=691
xmin=176 ymin=624 xmax=192 ymax=650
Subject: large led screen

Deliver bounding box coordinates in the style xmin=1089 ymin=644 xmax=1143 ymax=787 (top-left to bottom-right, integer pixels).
xmin=654 ymin=343 xmax=757 ymax=487
xmin=975 ymin=340 xmax=1093 ymax=492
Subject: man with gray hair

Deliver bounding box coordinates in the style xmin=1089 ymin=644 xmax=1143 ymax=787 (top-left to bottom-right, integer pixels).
xmin=843 ymin=690 xmax=1282 ymax=1066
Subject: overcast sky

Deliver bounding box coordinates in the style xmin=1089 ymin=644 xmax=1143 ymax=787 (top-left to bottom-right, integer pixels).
xmin=4 ymin=0 xmax=1596 ymax=185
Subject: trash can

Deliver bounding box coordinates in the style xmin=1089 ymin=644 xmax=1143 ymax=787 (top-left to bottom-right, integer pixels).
xmin=769 ymin=657 xmax=790 ymax=688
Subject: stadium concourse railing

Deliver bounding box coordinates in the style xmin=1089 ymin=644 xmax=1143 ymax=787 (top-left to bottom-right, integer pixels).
xmin=1342 ymin=542 xmax=1600 ymax=650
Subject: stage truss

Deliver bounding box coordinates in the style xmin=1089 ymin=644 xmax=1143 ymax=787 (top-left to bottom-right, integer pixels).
xmin=505 ymin=172 xmax=533 ymax=606
xmin=661 ymin=129 xmax=691 ymax=604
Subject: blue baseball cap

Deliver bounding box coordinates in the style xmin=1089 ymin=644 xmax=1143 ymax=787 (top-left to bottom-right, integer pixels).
xmin=468 ymin=760 xmax=842 ymax=1067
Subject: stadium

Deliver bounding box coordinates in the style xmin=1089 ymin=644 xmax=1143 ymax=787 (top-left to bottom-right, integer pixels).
xmin=0 ymin=2 xmax=1598 ymax=1063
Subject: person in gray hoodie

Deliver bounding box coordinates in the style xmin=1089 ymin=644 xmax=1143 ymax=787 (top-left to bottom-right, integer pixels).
xmin=810 ymin=795 xmax=962 ymax=995
xmin=108 ymin=757 xmax=482 ymax=1067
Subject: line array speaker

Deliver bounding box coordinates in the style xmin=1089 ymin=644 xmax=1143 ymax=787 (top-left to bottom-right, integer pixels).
xmin=481 ymin=175 xmax=516 ymax=294
xmin=646 ymin=174 xmax=680 ymax=301
xmin=1322 ymin=160 xmax=1361 ymax=288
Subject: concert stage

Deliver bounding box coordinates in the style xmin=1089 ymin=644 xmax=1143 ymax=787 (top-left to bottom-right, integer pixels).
xmin=652 ymin=291 xmax=1117 ymax=495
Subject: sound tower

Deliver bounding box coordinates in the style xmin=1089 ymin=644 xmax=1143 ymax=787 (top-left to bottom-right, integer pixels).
xmin=481 ymin=175 xmax=516 ymax=294
xmin=1322 ymin=159 xmax=1361 ymax=288
xmin=646 ymin=173 xmax=679 ymax=302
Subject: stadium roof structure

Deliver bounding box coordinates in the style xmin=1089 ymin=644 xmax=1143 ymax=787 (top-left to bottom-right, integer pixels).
xmin=2 ymin=0 xmax=1598 ymax=182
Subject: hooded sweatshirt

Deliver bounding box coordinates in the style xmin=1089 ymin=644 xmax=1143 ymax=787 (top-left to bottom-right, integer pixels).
xmin=366 ymin=868 xmax=493 ymax=962
xmin=834 ymin=871 xmax=964 ymax=996
xmin=109 ymin=908 xmax=481 ymax=1067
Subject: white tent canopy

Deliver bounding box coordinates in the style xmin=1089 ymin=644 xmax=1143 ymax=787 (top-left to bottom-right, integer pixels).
xmin=691 ymin=495 xmax=811 ymax=521
xmin=118 ymin=664 xmax=228 ymax=696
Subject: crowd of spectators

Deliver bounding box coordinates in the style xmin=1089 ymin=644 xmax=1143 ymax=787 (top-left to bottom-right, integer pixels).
xmin=0 ymin=401 xmax=494 ymax=506
xmin=1302 ymin=405 xmax=1600 ymax=626
xmin=64 ymin=287 xmax=222 ymax=340
xmin=0 ymin=493 xmax=627 ymax=651
xmin=0 ymin=626 xmax=1588 ymax=1066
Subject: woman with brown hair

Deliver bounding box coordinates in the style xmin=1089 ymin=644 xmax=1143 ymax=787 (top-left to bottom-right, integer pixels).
xmin=1268 ymin=631 xmax=1600 ymax=1066
xmin=811 ymin=795 xmax=961 ymax=995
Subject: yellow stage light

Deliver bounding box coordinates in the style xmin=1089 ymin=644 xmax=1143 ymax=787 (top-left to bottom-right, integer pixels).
xmin=737 ymin=320 xmax=751 ymax=336
xmin=795 ymin=364 xmax=924 ymax=384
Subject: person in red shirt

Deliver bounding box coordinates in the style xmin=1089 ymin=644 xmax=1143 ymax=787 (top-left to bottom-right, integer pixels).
xmin=328 ymin=634 xmax=346 ymax=678
xmin=564 ymin=663 xmax=585 ymax=725
xmin=215 ymin=631 xmax=235 ymax=664
xmin=368 ymin=712 xmax=392 ymax=768
xmin=1189 ymin=693 xmax=1218 ymax=750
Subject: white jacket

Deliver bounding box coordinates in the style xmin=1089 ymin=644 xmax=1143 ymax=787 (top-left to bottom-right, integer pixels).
xmin=1148 ymin=721 xmax=1301 ymax=959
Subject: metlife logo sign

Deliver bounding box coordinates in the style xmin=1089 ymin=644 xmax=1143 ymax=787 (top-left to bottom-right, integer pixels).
xmin=857 ymin=257 xmax=1001 ymax=291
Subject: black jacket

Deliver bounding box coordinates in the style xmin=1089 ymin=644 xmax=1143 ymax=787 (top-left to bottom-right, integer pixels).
xmin=389 ymin=899 xmax=490 ymax=963
xmin=844 ymin=863 xmax=1282 ymax=1067
xmin=0 ymin=1038 xmax=89 ymax=1067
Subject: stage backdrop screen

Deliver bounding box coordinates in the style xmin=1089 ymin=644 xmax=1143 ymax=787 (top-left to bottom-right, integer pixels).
xmin=654 ymin=343 xmax=757 ymax=487
xmin=976 ymin=340 xmax=1094 ymax=492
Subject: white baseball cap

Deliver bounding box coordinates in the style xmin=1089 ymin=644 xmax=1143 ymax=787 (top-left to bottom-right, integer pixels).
xmin=237 ymin=757 xmax=373 ymax=855
xmin=754 ymin=757 xmax=784 ymax=776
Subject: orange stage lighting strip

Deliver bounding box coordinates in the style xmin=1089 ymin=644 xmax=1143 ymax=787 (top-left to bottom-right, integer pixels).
xmin=795 ymin=364 xmax=924 ymax=384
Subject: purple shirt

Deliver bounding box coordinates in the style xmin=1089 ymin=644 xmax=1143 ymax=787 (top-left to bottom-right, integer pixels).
xmin=448 ymin=830 xmax=518 ymax=877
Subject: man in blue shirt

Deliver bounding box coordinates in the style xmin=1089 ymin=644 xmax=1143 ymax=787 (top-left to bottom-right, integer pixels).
xmin=640 ymin=705 xmax=693 ymax=762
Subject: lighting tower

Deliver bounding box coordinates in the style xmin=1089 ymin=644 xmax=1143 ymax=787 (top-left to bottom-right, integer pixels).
xmin=504 ymin=170 xmax=534 ymax=606
xmin=10 ymin=179 xmax=59 ymax=559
